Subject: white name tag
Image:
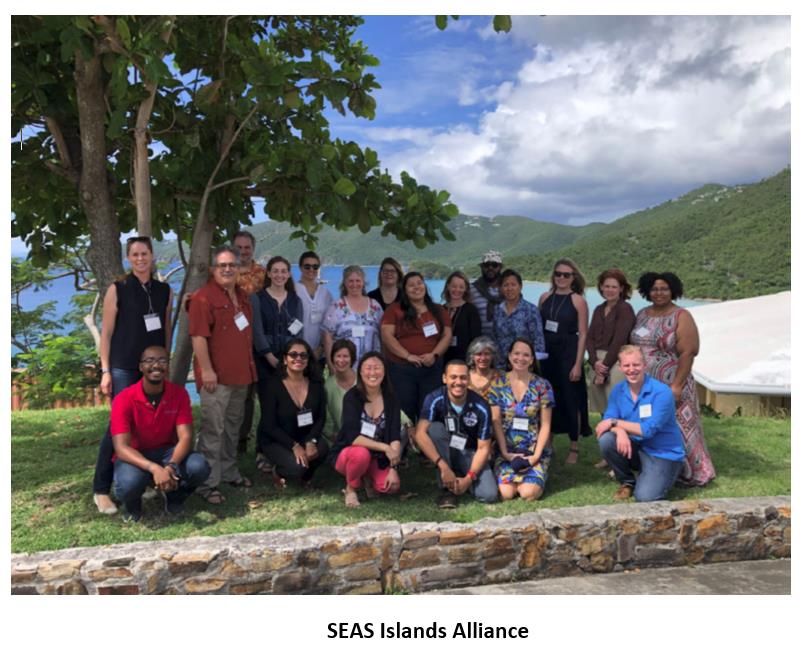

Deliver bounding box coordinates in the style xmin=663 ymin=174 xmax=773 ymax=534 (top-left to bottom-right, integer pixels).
xmin=634 ymin=326 xmax=650 ymax=338
xmin=450 ymin=434 xmax=467 ymax=451
xmin=513 ymin=417 xmax=530 ymax=431
xmin=288 ymin=318 xmax=303 ymax=335
xmin=639 ymin=404 xmax=652 ymax=418
xmin=360 ymin=420 xmax=377 ymax=438
xmin=351 ymin=325 xmax=366 ymax=338
xmin=451 ymin=335 xmax=458 ymax=347
xmin=422 ymin=322 xmax=439 ymax=337
xmin=234 ymin=312 xmax=249 ymax=331
xmin=545 ymin=320 xmax=559 ymax=333
xmin=144 ymin=313 xmax=162 ymax=332
xmin=297 ymin=411 xmax=313 ymax=427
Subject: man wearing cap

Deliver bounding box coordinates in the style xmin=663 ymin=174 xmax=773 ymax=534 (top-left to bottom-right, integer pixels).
xmin=469 ymin=250 xmax=504 ymax=339
xmin=414 ymin=360 xmax=499 ymax=509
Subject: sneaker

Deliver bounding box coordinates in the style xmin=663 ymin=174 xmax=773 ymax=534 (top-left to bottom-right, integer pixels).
xmin=162 ymin=492 xmax=184 ymax=516
xmin=121 ymin=509 xmax=142 ymax=523
xmin=436 ymin=491 xmax=458 ymax=509
xmin=93 ymin=493 xmax=118 ymax=515
xmin=142 ymin=487 xmax=158 ymax=501
xmin=613 ymin=484 xmax=634 ymax=501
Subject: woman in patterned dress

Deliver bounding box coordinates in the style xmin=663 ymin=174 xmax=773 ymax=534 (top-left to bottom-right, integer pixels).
xmin=630 ymin=272 xmax=715 ymax=486
xmin=489 ymin=338 xmax=555 ymax=501
xmin=492 ymin=269 xmax=546 ymax=369
xmin=321 ymin=266 xmax=383 ymax=373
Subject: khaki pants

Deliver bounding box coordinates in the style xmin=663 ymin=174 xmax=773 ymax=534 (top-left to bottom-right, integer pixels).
xmin=587 ymin=349 xmax=625 ymax=415
xmin=197 ymin=383 xmax=249 ymax=493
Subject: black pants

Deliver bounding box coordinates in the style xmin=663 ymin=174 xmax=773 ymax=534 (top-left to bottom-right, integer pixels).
xmin=259 ymin=435 xmax=329 ymax=482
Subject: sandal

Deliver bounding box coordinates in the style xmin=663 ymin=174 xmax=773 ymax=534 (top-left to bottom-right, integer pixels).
xmin=200 ymin=489 xmax=225 ymax=504
xmin=255 ymin=453 xmax=275 ymax=475
xmin=228 ymin=476 xmax=253 ymax=489
xmin=594 ymin=458 xmax=609 ymax=469
xmin=565 ymin=448 xmax=579 ymax=465
xmin=343 ymin=488 xmax=360 ymax=508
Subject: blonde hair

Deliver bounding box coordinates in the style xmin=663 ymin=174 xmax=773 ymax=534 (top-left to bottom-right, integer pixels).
xmin=618 ymin=344 xmax=645 ymax=362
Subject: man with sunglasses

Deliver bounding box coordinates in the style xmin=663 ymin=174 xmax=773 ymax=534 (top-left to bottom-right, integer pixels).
xmin=111 ymin=346 xmax=211 ymax=522
xmin=188 ymin=246 xmax=257 ymax=504
xmin=469 ymin=250 xmax=504 ymax=339
xmin=294 ymin=251 xmax=333 ymax=365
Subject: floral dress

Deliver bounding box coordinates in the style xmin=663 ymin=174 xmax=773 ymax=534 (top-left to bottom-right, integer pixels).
xmin=488 ymin=373 xmax=555 ymax=487
xmin=492 ymin=296 xmax=546 ymax=368
xmin=630 ymin=306 xmax=716 ymax=486
xmin=320 ymin=296 xmax=383 ymax=365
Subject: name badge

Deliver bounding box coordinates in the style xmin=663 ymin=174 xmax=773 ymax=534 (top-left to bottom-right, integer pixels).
xmin=450 ymin=434 xmax=467 ymax=451
xmin=545 ymin=320 xmax=559 ymax=333
xmin=288 ymin=318 xmax=303 ymax=335
xmin=634 ymin=326 xmax=650 ymax=338
xmin=360 ymin=420 xmax=377 ymax=438
xmin=351 ymin=325 xmax=366 ymax=338
xmin=422 ymin=322 xmax=438 ymax=337
xmin=445 ymin=417 xmax=458 ymax=433
xmin=297 ymin=411 xmax=314 ymax=427
xmin=451 ymin=335 xmax=458 ymax=347
xmin=144 ymin=313 xmax=162 ymax=332
xmin=639 ymin=404 xmax=652 ymax=418
xmin=513 ymin=417 xmax=530 ymax=432
xmin=234 ymin=312 xmax=249 ymax=331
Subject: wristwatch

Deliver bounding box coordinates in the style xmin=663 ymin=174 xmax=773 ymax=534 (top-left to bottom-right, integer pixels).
xmin=167 ymin=461 xmax=180 ymax=477
xmin=610 ymin=419 xmax=618 ymax=428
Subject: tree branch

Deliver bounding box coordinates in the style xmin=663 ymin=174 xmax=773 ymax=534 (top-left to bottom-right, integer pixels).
xmin=209 ymin=176 xmax=250 ymax=192
xmin=44 ymin=116 xmax=74 ymax=170
xmin=44 ymin=160 xmax=80 ymax=186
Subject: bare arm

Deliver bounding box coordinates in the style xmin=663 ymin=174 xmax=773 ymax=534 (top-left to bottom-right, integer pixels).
xmin=381 ymin=323 xmax=422 ymax=366
xmin=99 ymin=284 xmax=117 ymax=395
xmin=672 ymin=309 xmax=700 ymax=400
xmin=570 ymin=293 xmax=589 ymax=380
xmin=112 ymin=432 xmax=176 ymax=491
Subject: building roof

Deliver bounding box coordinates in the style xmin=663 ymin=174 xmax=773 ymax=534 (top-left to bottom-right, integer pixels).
xmin=690 ymin=291 xmax=790 ymax=396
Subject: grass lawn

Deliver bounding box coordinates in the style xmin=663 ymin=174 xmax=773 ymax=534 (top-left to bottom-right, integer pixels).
xmin=11 ymin=406 xmax=790 ymax=554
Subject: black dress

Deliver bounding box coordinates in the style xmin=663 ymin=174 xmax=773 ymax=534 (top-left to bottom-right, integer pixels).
xmin=539 ymin=293 xmax=591 ymax=441
xmin=444 ymin=302 xmax=482 ymax=363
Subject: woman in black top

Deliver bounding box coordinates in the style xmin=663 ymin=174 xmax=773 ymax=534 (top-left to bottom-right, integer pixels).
xmin=441 ymin=271 xmax=482 ymax=364
xmin=93 ymin=236 xmax=172 ymax=515
xmin=257 ymin=338 xmax=328 ymax=487
xmin=331 ymin=351 xmax=402 ymax=507
xmin=367 ymin=257 xmax=404 ymax=311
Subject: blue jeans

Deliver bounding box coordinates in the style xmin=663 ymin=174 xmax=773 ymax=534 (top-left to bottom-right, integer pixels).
xmin=427 ymin=422 xmax=498 ymax=503
xmin=387 ymin=360 xmax=443 ymax=424
xmin=113 ymin=447 xmax=210 ymax=518
xmin=598 ymin=431 xmax=683 ymax=502
xmin=93 ymin=368 xmax=141 ymax=494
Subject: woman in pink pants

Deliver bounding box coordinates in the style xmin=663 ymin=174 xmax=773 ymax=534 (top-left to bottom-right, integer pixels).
xmin=329 ymin=351 xmax=402 ymax=507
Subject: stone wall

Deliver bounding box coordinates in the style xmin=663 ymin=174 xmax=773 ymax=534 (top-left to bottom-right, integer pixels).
xmin=11 ymin=496 xmax=790 ymax=595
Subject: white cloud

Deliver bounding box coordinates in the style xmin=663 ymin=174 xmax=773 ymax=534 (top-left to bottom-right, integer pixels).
xmin=379 ymin=16 xmax=791 ymax=222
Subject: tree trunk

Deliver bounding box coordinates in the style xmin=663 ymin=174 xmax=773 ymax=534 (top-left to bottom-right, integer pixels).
xmin=74 ymin=48 xmax=124 ymax=291
xmin=169 ymin=206 xmax=215 ymax=385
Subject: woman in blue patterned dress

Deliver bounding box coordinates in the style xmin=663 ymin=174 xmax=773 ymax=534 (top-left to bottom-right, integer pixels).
xmin=489 ymin=338 xmax=555 ymax=501
xmin=492 ymin=269 xmax=546 ymax=369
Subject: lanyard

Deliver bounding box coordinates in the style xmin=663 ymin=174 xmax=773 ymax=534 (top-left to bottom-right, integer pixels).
xmin=140 ymin=280 xmax=155 ymax=315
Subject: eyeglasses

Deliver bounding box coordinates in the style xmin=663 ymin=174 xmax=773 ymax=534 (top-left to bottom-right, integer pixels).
xmin=381 ymin=268 xmax=398 ymax=275
xmin=553 ymin=271 xmax=573 ymax=279
xmin=286 ymin=351 xmax=309 ymax=361
xmin=215 ymin=262 xmax=237 ymax=269
xmin=301 ymin=263 xmax=320 ymax=271
xmin=140 ymin=357 xmax=169 ymax=365
xmin=482 ymin=262 xmax=501 ymax=269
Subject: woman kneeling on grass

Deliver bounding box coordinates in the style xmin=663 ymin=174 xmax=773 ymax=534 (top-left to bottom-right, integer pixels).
xmin=330 ymin=351 xmax=402 ymax=508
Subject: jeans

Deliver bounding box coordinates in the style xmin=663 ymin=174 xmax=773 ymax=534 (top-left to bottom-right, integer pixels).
xmin=113 ymin=447 xmax=210 ymax=518
xmin=387 ymin=360 xmax=443 ymax=424
xmin=598 ymin=431 xmax=683 ymax=502
xmin=427 ymin=422 xmax=498 ymax=503
xmin=93 ymin=368 xmax=142 ymax=494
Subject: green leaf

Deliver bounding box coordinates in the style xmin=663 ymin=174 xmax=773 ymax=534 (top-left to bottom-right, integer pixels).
xmin=115 ymin=18 xmax=132 ymax=48
xmin=306 ymin=159 xmax=322 ymax=188
xmin=333 ymin=178 xmax=357 ymax=196
xmin=445 ymin=203 xmax=459 ymax=218
xmin=493 ymin=16 xmax=512 ymax=33
xmin=437 ymin=190 xmax=450 ymax=205
xmin=406 ymin=193 xmax=419 ymax=209
xmin=249 ymin=164 xmax=265 ymax=183
xmin=435 ymin=16 xmax=448 ymax=30
xmin=283 ymin=89 xmax=302 ymax=109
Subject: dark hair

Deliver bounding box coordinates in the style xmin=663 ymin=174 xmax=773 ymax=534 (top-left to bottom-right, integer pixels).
xmin=126 ymin=235 xmax=154 ymax=255
xmin=444 ymin=359 xmax=469 ymax=373
xmin=279 ymin=338 xmax=318 ymax=380
xmin=500 ymin=268 xmax=523 ymax=288
xmin=550 ymin=258 xmax=586 ymax=294
xmin=264 ymin=256 xmax=295 ymax=293
xmin=377 ymin=257 xmax=405 ymax=288
xmin=597 ymin=268 xmax=632 ymax=301
xmin=505 ymin=337 xmax=537 ymax=372
xmin=331 ymin=338 xmax=357 ymax=367
xmin=400 ymin=271 xmax=445 ymax=330
xmin=441 ymin=271 xmax=471 ymax=303
xmin=356 ymin=351 xmax=393 ymax=402
xmin=231 ymin=230 xmax=256 ymax=248
xmin=637 ymin=271 xmax=684 ymax=301
xmin=299 ymin=251 xmax=320 ymax=267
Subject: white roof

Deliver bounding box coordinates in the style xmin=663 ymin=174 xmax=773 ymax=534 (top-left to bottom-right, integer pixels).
xmin=690 ymin=291 xmax=790 ymax=395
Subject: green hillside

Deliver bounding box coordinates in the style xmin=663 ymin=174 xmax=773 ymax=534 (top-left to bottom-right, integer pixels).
xmin=153 ymin=168 xmax=790 ymax=301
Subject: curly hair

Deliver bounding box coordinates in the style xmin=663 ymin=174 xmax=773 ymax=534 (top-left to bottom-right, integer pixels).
xmin=637 ymin=271 xmax=684 ymax=301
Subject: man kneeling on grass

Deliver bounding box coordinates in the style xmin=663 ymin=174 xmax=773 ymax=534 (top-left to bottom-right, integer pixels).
xmin=414 ymin=360 xmax=498 ymax=509
xmin=112 ymin=346 xmax=210 ymax=522
xmin=595 ymin=345 xmax=685 ymax=502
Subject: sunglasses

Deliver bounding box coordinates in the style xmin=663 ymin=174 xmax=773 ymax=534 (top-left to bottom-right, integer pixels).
xmin=553 ymin=271 xmax=573 ymax=279
xmin=482 ymin=262 xmax=501 ymax=269
xmin=286 ymin=351 xmax=309 ymax=361
xmin=301 ymin=263 xmax=320 ymax=271
xmin=140 ymin=357 xmax=169 ymax=365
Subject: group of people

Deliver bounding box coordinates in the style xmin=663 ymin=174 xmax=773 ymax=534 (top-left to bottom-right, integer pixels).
xmin=91 ymin=233 xmax=715 ymax=521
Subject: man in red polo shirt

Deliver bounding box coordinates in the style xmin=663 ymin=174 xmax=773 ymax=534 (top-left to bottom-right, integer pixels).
xmin=188 ymin=245 xmax=258 ymax=504
xmin=112 ymin=346 xmax=210 ymax=522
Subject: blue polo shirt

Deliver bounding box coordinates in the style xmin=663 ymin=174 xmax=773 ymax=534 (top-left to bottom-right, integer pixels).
xmin=420 ymin=387 xmax=492 ymax=450
xmin=604 ymin=375 xmax=685 ymax=462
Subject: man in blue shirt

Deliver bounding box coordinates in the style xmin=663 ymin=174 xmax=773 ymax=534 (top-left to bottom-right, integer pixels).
xmin=595 ymin=345 xmax=686 ymax=502
xmin=414 ymin=360 xmax=499 ymax=508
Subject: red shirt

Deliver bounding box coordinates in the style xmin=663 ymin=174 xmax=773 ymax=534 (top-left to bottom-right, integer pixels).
xmin=110 ymin=380 xmax=193 ymax=455
xmin=188 ymin=278 xmax=257 ymax=389
xmin=381 ymin=304 xmax=450 ymax=364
